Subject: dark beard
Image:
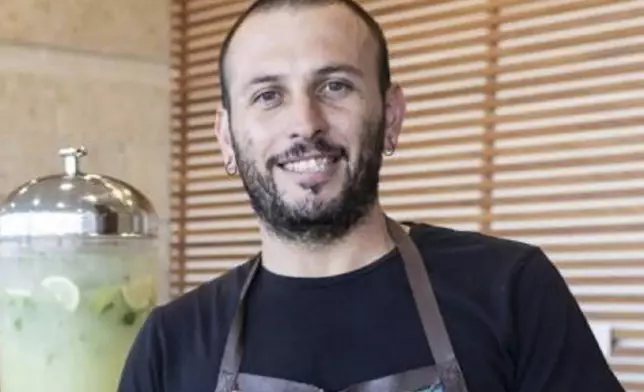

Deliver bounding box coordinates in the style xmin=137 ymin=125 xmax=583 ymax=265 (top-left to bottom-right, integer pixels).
xmin=231 ymin=116 xmax=385 ymax=246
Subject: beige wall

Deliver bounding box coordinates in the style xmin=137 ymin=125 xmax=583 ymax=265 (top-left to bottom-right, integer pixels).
xmin=0 ymin=0 xmax=172 ymax=300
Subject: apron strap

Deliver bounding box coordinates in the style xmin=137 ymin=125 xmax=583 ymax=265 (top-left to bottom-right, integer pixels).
xmin=385 ymin=217 xmax=457 ymax=365
xmin=216 ymin=256 xmax=261 ymax=392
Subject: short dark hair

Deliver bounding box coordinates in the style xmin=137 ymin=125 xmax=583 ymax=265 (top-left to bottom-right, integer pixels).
xmin=217 ymin=0 xmax=391 ymax=111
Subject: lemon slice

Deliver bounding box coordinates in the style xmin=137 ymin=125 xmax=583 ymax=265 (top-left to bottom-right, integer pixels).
xmin=4 ymin=288 xmax=33 ymax=307
xmin=121 ymin=276 xmax=155 ymax=311
xmin=41 ymin=276 xmax=80 ymax=312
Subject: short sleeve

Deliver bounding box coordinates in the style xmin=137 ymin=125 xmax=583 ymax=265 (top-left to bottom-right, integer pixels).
xmin=118 ymin=307 xmax=165 ymax=392
xmin=510 ymin=248 xmax=625 ymax=392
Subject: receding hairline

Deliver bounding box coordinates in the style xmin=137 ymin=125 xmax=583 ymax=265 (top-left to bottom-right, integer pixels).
xmin=218 ymin=0 xmax=391 ymax=111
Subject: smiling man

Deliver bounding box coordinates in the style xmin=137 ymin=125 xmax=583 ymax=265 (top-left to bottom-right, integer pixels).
xmin=118 ymin=1 xmax=625 ymax=391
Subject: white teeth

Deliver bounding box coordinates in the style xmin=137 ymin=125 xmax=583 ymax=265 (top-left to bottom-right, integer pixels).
xmin=283 ymin=157 xmax=330 ymax=173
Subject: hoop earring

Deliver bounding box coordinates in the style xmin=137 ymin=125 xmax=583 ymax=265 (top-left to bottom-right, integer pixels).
xmin=384 ymin=135 xmax=396 ymax=156
xmin=224 ymin=158 xmax=238 ymax=176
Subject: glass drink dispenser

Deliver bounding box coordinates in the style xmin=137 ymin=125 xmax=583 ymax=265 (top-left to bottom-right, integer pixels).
xmin=0 ymin=147 xmax=159 ymax=392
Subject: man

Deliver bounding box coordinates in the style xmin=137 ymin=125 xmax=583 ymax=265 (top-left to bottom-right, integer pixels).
xmin=119 ymin=0 xmax=625 ymax=391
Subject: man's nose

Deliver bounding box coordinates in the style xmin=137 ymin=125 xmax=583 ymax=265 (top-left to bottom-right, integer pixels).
xmin=288 ymin=94 xmax=329 ymax=139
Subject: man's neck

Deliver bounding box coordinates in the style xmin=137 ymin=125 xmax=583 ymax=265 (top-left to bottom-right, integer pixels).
xmin=259 ymin=206 xmax=396 ymax=278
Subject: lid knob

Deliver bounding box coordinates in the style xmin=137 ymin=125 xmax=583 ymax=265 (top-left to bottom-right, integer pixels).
xmin=0 ymin=146 xmax=158 ymax=238
xmin=59 ymin=146 xmax=87 ymax=177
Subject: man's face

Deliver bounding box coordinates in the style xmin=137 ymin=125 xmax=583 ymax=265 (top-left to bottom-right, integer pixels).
xmin=216 ymin=4 xmax=405 ymax=244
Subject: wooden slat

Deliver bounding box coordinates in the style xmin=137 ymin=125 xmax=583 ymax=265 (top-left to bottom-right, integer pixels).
xmin=499 ymin=25 xmax=644 ymax=57
xmin=493 ymin=223 xmax=644 ymax=237
xmin=584 ymin=311 xmax=644 ymax=321
xmin=494 ymin=115 xmax=644 ymax=140
xmin=491 ymin=0 xmax=629 ymax=26
xmin=615 ymin=329 xmax=644 ymax=340
xmin=484 ymin=98 xmax=642 ymax=125
xmin=494 ymin=133 xmax=644 ymax=157
xmin=547 ymin=242 xmax=644 ymax=254
xmin=614 ymin=347 xmax=644 ymax=357
xmin=172 ymin=239 xmax=259 ymax=248
xmin=490 ymin=205 xmax=644 ymax=222
xmin=492 ymin=151 xmax=644 ymax=173
xmin=496 ymin=63 xmax=644 ymax=93
xmin=173 ymin=24 xmax=229 ymax=45
xmin=171 ymin=185 xmax=244 ymax=198
xmin=174 ymin=0 xmax=248 ymax=19
xmin=172 ymin=93 xmax=221 ymax=107
xmin=576 ymin=295 xmax=644 ymax=304
xmin=170 ymin=267 xmax=230 ymax=276
xmin=180 ymin=81 xmax=219 ymax=93
xmin=379 ymin=182 xmax=481 ymax=197
xmin=494 ymin=188 xmax=644 ymax=206
xmin=183 ymin=253 xmax=254 ymax=261
xmin=492 ymin=169 xmax=644 ymax=190
xmin=171 ymin=211 xmax=255 ymax=222
xmin=365 ymin=0 xmax=452 ymax=18
xmin=175 ymin=70 xmax=218 ymax=85
xmin=173 ymin=226 xmax=259 ymax=237
xmin=385 ymin=15 xmax=488 ymax=46
xmin=556 ymin=259 xmax=644 ymax=269
xmin=612 ymin=364 xmax=644 ymax=375
xmin=391 ymin=33 xmax=487 ymax=59
xmin=496 ymin=78 xmax=644 ymax=108
xmin=183 ymin=6 xmax=244 ymax=30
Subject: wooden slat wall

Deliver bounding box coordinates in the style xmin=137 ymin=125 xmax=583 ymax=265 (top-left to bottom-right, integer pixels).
xmin=170 ymin=0 xmax=644 ymax=389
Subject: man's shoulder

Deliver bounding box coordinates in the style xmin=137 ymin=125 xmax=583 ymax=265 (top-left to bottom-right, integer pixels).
xmin=404 ymin=220 xmax=543 ymax=276
xmin=152 ymin=259 xmax=255 ymax=331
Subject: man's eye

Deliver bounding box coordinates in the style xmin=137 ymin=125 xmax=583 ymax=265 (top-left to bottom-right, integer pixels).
xmin=320 ymin=80 xmax=352 ymax=97
xmin=327 ymin=81 xmax=347 ymax=91
xmin=253 ymin=90 xmax=281 ymax=106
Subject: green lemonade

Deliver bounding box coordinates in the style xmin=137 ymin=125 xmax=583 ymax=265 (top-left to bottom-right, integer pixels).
xmin=0 ymin=270 xmax=156 ymax=391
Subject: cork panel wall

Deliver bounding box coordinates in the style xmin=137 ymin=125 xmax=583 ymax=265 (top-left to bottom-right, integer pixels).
xmin=0 ymin=0 xmax=170 ymax=62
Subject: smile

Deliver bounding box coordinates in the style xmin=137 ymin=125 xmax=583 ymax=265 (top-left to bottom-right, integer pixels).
xmin=281 ymin=157 xmax=334 ymax=173
xmin=278 ymin=155 xmax=341 ymax=173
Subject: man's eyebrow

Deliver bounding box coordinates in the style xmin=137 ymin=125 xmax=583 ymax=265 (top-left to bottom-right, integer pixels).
xmin=243 ymin=74 xmax=283 ymax=92
xmin=316 ymin=64 xmax=363 ymax=78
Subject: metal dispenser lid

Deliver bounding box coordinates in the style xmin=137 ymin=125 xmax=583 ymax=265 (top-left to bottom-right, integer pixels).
xmin=0 ymin=147 xmax=158 ymax=238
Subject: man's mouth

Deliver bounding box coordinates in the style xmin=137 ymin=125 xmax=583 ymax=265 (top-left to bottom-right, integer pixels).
xmin=277 ymin=155 xmax=342 ymax=173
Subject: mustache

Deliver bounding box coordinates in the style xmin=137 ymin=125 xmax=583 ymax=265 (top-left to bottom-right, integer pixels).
xmin=267 ymin=138 xmax=348 ymax=169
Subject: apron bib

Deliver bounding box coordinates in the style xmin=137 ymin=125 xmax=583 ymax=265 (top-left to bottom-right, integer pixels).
xmin=214 ymin=216 xmax=470 ymax=392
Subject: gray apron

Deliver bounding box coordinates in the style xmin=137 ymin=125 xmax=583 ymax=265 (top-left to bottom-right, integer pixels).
xmin=215 ymin=217 xmax=470 ymax=392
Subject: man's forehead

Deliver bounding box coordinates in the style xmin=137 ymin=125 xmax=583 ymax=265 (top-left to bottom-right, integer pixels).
xmin=225 ymin=4 xmax=377 ymax=83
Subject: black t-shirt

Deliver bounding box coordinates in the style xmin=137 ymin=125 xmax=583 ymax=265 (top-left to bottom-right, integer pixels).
xmin=118 ymin=222 xmax=625 ymax=392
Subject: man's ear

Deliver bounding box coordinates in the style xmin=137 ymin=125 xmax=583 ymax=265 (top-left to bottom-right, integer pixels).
xmin=383 ymin=83 xmax=406 ymax=153
xmin=213 ymin=106 xmax=236 ymax=167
